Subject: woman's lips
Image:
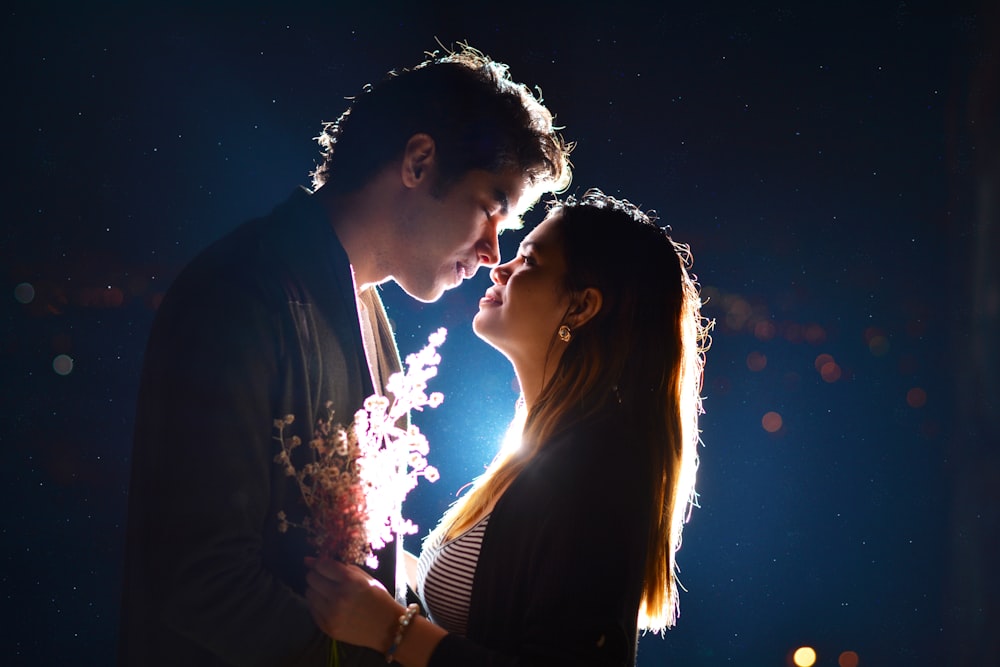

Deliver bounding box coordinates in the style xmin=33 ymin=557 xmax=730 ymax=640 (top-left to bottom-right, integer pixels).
xmin=480 ymin=288 xmax=502 ymax=306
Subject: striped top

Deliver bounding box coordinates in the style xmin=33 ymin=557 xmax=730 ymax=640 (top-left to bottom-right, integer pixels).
xmin=415 ymin=514 xmax=491 ymax=637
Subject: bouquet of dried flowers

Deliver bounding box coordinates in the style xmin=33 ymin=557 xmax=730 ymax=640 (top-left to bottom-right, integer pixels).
xmin=273 ymin=328 xmax=446 ymax=568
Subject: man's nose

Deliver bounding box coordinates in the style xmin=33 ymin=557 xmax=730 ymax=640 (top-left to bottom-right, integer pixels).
xmin=476 ymin=235 xmax=500 ymax=267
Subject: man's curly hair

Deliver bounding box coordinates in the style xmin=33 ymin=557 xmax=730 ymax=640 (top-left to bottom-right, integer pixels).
xmin=311 ymin=44 xmax=572 ymax=199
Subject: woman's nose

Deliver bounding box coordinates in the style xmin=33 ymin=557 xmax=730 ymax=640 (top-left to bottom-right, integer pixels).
xmin=490 ymin=263 xmax=511 ymax=285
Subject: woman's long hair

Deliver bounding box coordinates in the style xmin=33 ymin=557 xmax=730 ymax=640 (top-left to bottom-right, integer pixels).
xmin=430 ymin=189 xmax=711 ymax=631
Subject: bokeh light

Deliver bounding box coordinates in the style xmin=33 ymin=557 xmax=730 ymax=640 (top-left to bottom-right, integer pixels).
xmin=898 ymin=353 xmax=919 ymax=374
xmin=804 ymin=322 xmax=826 ymax=344
xmin=838 ymin=650 xmax=860 ymax=667
xmin=746 ymin=351 xmax=767 ymax=372
xmin=814 ymin=353 xmax=834 ymax=372
xmin=762 ymin=411 xmax=783 ymax=433
xmin=820 ymin=360 xmax=842 ymax=383
xmin=52 ymin=354 xmax=74 ymax=376
xmin=907 ymin=387 xmax=927 ymax=408
xmin=14 ymin=282 xmax=36 ymax=304
xmin=783 ymin=321 xmax=803 ymax=343
xmin=792 ymin=646 xmax=817 ymax=667
xmin=723 ymin=294 xmax=752 ymax=331
xmin=864 ymin=326 xmax=890 ymax=356
xmin=814 ymin=353 xmax=841 ymax=382
xmin=754 ymin=319 xmax=776 ymax=341
xmin=74 ymin=285 xmax=125 ymax=308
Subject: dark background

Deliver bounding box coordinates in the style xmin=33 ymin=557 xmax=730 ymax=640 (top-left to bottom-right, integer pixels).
xmin=5 ymin=2 xmax=998 ymax=665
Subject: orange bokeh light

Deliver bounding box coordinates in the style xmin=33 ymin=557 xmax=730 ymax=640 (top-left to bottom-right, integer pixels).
xmin=783 ymin=321 xmax=803 ymax=343
xmin=814 ymin=353 xmax=834 ymax=372
xmin=762 ymin=411 xmax=783 ymax=433
xmin=820 ymin=361 xmax=842 ymax=383
xmin=804 ymin=323 xmax=826 ymax=344
xmin=863 ymin=326 xmax=884 ymax=343
xmin=906 ymin=387 xmax=927 ymax=408
xmin=747 ymin=351 xmax=767 ymax=371
xmin=864 ymin=326 xmax=889 ymax=356
xmin=754 ymin=320 xmax=776 ymax=341
xmin=838 ymin=650 xmax=860 ymax=667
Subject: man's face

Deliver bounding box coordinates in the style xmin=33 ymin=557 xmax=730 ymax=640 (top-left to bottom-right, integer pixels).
xmin=393 ymin=168 xmax=532 ymax=303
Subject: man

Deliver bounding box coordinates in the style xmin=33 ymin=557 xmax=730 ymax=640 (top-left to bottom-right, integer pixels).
xmin=119 ymin=44 xmax=571 ymax=666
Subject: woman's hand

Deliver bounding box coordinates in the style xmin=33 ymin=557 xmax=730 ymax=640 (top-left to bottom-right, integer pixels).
xmin=304 ymin=557 xmax=402 ymax=652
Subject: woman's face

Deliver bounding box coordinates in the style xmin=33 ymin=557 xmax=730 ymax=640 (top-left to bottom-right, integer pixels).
xmin=472 ymin=210 xmax=572 ymax=364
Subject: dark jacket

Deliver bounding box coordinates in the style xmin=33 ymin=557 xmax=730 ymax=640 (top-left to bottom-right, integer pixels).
xmin=119 ymin=188 xmax=400 ymax=666
xmin=429 ymin=406 xmax=654 ymax=667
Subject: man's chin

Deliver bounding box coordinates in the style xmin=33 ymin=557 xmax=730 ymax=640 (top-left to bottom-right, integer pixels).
xmin=398 ymin=282 xmax=445 ymax=304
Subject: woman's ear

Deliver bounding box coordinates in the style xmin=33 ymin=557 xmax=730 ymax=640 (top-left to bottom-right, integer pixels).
xmin=401 ymin=133 xmax=436 ymax=188
xmin=567 ymin=287 xmax=603 ymax=329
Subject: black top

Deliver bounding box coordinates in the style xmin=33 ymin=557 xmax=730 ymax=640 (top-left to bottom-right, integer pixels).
xmin=119 ymin=189 xmax=400 ymax=666
xmin=430 ymin=405 xmax=654 ymax=667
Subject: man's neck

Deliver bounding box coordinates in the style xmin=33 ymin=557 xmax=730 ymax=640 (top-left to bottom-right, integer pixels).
xmin=317 ymin=185 xmax=394 ymax=293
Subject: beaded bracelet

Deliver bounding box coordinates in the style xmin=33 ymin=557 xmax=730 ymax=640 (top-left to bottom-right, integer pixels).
xmin=385 ymin=603 xmax=420 ymax=663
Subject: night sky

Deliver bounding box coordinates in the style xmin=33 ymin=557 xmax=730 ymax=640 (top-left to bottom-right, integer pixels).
xmin=5 ymin=3 xmax=998 ymax=666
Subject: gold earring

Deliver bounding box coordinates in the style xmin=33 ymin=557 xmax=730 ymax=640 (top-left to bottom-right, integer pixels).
xmin=558 ymin=325 xmax=572 ymax=342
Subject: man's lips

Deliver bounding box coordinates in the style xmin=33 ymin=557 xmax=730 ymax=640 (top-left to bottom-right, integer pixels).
xmin=457 ymin=262 xmax=475 ymax=282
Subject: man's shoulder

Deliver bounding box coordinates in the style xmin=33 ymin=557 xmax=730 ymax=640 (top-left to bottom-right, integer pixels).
xmin=171 ymin=189 xmax=329 ymax=295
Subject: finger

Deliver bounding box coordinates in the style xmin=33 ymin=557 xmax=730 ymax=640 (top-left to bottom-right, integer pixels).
xmin=306 ymin=569 xmax=338 ymax=600
xmin=305 ymin=587 xmax=334 ymax=632
xmin=368 ymin=575 xmax=388 ymax=594
xmin=314 ymin=558 xmax=348 ymax=579
xmin=306 ymin=584 xmax=329 ymax=612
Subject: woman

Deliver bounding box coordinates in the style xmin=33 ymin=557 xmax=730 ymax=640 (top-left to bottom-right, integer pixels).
xmin=305 ymin=189 xmax=711 ymax=666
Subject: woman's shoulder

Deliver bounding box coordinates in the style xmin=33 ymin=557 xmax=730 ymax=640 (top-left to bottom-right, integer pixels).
xmin=547 ymin=404 xmax=641 ymax=461
xmin=491 ymin=406 xmax=652 ymax=553
xmin=525 ymin=406 xmax=649 ymax=498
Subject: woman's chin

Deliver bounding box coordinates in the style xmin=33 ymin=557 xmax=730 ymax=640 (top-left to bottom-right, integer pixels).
xmin=471 ymin=321 xmax=507 ymax=354
xmin=471 ymin=318 xmax=491 ymax=343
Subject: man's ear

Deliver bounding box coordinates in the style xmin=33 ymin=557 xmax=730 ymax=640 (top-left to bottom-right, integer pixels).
xmin=567 ymin=287 xmax=603 ymax=329
xmin=401 ymin=133 xmax=436 ymax=188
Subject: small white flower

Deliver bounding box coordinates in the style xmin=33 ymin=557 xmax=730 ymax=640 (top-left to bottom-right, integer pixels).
xmin=273 ymin=328 xmax=447 ymax=567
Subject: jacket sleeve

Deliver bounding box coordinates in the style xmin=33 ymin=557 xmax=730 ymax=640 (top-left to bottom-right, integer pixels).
xmin=427 ymin=430 xmax=651 ymax=667
xmin=134 ymin=274 xmax=330 ymax=666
